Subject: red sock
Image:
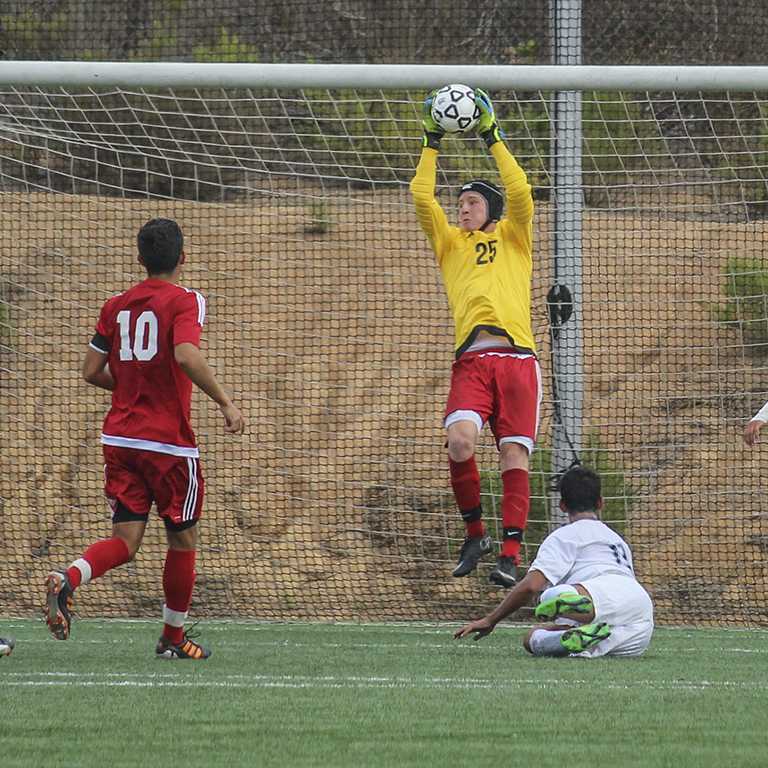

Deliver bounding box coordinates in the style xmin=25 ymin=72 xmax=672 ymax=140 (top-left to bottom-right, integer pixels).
xmin=162 ymin=549 xmax=196 ymax=645
xmin=501 ymin=468 xmax=530 ymax=561
xmin=66 ymin=537 xmax=130 ymax=589
xmin=449 ymin=456 xmax=484 ymax=537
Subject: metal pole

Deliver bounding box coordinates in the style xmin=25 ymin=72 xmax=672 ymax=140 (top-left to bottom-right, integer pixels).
xmin=549 ymin=0 xmax=584 ymax=525
xmin=1 ymin=62 xmax=767 ymax=90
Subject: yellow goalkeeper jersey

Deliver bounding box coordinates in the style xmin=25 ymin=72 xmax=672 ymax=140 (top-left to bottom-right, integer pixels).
xmin=410 ymin=143 xmax=535 ymax=357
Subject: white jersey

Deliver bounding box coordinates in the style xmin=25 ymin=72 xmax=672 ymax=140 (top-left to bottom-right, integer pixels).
xmin=529 ymin=518 xmax=635 ymax=587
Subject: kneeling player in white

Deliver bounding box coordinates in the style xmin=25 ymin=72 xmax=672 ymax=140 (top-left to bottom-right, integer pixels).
xmin=454 ymin=466 xmax=654 ymax=657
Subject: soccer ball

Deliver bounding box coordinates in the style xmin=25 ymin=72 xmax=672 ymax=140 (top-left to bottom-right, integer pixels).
xmin=430 ymin=84 xmax=481 ymax=134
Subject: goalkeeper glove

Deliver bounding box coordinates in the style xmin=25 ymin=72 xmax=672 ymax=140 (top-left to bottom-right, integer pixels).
xmin=475 ymin=88 xmax=506 ymax=148
xmin=421 ymin=89 xmax=445 ymax=150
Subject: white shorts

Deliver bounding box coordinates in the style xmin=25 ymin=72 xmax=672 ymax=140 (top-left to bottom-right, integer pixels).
xmin=575 ymin=574 xmax=654 ymax=658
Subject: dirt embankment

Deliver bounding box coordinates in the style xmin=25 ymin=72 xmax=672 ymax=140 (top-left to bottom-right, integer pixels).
xmin=2 ymin=190 xmax=768 ymax=625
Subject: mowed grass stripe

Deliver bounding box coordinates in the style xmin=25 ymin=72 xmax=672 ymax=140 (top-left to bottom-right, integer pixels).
xmin=10 ymin=635 xmax=768 ymax=656
xmin=5 ymin=674 xmax=768 ymax=692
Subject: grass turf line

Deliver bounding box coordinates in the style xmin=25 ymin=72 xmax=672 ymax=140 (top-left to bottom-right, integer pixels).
xmin=2 ymin=619 xmax=768 ymax=768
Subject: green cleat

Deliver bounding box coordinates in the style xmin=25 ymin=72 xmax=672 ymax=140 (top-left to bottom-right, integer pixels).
xmin=560 ymin=622 xmax=612 ymax=653
xmin=535 ymin=592 xmax=593 ymax=621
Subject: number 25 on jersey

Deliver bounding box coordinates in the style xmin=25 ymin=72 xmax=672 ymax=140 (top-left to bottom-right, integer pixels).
xmin=475 ymin=239 xmax=497 ymax=265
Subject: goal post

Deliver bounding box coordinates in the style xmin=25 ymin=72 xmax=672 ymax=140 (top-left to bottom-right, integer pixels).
xmin=2 ymin=62 xmax=768 ymax=626
xmin=550 ymin=0 xmax=585 ymax=526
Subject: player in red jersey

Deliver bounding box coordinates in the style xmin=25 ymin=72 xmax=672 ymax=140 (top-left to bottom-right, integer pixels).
xmin=44 ymin=218 xmax=244 ymax=659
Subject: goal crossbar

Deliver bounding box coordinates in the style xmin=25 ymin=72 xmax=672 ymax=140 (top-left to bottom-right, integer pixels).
xmin=3 ymin=62 xmax=768 ymax=91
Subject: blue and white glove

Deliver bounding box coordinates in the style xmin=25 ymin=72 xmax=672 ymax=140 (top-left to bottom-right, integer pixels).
xmin=421 ymin=89 xmax=445 ymax=150
xmin=475 ymin=88 xmax=505 ymax=148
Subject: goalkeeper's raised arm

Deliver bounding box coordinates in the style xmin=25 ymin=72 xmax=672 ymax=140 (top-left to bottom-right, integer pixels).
xmin=474 ymin=87 xmax=534 ymax=228
xmin=408 ymin=89 xmax=451 ymax=257
xmin=408 ymin=88 xmax=540 ymax=591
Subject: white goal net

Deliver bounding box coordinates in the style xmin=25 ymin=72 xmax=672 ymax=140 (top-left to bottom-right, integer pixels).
xmin=2 ymin=63 xmax=768 ymax=625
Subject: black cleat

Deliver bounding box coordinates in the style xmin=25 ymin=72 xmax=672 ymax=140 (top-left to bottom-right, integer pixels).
xmin=488 ymin=556 xmax=518 ymax=588
xmin=156 ymin=632 xmax=211 ymax=660
xmin=0 ymin=636 xmax=15 ymax=657
xmin=452 ymin=534 xmax=493 ymax=577
xmin=44 ymin=571 xmax=73 ymax=640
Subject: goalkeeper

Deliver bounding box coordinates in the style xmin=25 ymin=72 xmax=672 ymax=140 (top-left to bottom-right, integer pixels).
xmin=410 ymin=88 xmax=540 ymax=587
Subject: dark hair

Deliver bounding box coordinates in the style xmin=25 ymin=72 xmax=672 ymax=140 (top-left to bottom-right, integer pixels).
xmin=137 ymin=218 xmax=184 ymax=274
xmin=558 ymin=466 xmax=602 ymax=513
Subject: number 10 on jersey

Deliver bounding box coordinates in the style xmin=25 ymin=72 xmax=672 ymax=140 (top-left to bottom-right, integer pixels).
xmin=117 ymin=310 xmax=159 ymax=361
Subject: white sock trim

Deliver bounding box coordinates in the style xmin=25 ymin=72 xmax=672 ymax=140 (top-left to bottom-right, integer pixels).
xmin=529 ymin=628 xmax=568 ymax=657
xmin=539 ymin=584 xmax=579 ymax=604
xmin=72 ymin=558 xmax=92 ymax=586
xmin=162 ymin=604 xmax=188 ymax=628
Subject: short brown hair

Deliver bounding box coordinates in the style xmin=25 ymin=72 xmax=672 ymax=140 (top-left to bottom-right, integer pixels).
xmin=137 ymin=218 xmax=183 ymax=274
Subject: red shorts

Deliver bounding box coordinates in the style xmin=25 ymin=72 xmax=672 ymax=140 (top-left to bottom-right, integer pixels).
xmin=103 ymin=445 xmax=204 ymax=526
xmin=444 ymin=349 xmax=542 ymax=451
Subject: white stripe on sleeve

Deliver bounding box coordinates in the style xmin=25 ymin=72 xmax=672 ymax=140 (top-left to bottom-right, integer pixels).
xmin=752 ymin=399 xmax=768 ymax=423
xmin=193 ymin=290 xmax=206 ymax=326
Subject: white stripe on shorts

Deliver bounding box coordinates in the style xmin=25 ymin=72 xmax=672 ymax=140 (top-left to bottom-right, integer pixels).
xmin=182 ymin=457 xmax=198 ymax=522
xmin=444 ymin=409 xmax=484 ymax=433
xmin=101 ymin=433 xmax=199 ymax=458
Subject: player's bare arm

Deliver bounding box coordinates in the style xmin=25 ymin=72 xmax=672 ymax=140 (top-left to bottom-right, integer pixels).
xmin=174 ymin=342 xmax=245 ymax=434
xmin=454 ymin=569 xmax=548 ymax=641
xmin=744 ymin=418 xmax=765 ymax=446
xmin=745 ymin=400 xmax=768 ymax=446
xmin=82 ymin=346 xmax=115 ymax=391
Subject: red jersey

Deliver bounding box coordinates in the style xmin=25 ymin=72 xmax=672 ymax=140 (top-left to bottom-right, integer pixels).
xmin=90 ymin=278 xmax=206 ymax=457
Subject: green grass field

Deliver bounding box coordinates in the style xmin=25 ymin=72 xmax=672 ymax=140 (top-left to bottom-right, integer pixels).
xmin=3 ymin=618 xmax=768 ymax=768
